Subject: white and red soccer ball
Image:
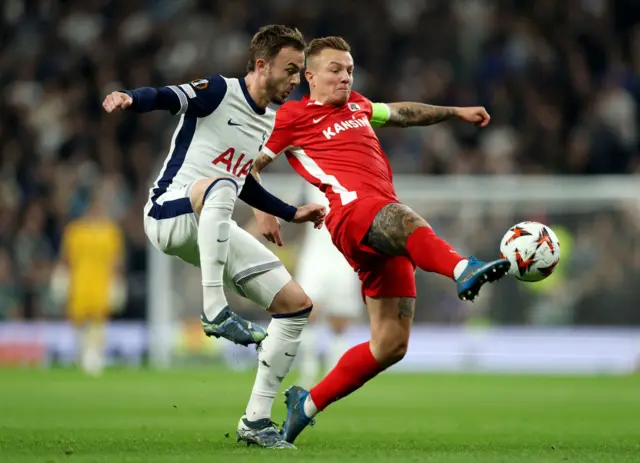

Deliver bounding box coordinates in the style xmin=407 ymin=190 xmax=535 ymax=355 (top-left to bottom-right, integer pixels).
xmin=499 ymin=221 xmax=561 ymax=282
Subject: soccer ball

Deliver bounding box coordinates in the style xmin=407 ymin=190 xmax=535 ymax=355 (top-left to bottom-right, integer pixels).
xmin=499 ymin=221 xmax=561 ymax=282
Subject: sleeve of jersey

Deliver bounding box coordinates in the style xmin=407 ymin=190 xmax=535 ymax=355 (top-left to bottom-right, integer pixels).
xmin=124 ymin=75 xmax=227 ymax=117
xmin=262 ymin=107 xmax=295 ymax=159
xmin=238 ymin=175 xmax=297 ymax=222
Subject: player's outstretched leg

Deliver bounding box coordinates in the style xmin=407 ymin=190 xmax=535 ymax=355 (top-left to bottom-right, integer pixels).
xmin=364 ymin=203 xmax=510 ymax=302
xmin=237 ymin=279 xmax=312 ymax=449
xmin=281 ymin=296 xmax=412 ymax=444
xmin=193 ymin=177 xmax=266 ymax=346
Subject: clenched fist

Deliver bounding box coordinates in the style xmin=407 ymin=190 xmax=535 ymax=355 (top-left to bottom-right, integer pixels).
xmin=102 ymin=91 xmax=133 ymax=113
xmin=455 ymin=106 xmax=491 ymax=127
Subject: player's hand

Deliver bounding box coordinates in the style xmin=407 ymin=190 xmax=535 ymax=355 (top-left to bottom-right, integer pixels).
xmin=102 ymin=91 xmax=133 ymax=113
xmin=255 ymin=210 xmax=284 ymax=246
xmin=456 ymin=106 xmax=490 ymax=127
xmin=292 ymin=203 xmax=326 ymax=229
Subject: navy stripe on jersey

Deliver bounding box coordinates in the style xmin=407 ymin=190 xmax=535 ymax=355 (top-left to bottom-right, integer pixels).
xmin=203 ymin=177 xmax=239 ymax=203
xmin=239 ymin=78 xmax=265 ymax=115
xmin=147 ymin=197 xmax=193 ymax=220
xmin=151 ymin=115 xmax=197 ymax=202
xmin=147 ymin=76 xmax=229 ymax=220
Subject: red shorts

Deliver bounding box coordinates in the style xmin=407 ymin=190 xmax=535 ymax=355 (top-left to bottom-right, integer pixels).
xmin=326 ymin=196 xmax=416 ymax=300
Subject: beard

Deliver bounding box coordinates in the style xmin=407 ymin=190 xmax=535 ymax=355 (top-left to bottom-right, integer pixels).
xmin=265 ymin=75 xmax=285 ymax=104
xmin=270 ymin=92 xmax=287 ymax=105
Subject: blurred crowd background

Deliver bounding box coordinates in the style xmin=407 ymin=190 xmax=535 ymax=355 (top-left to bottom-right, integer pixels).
xmin=0 ymin=0 xmax=638 ymax=324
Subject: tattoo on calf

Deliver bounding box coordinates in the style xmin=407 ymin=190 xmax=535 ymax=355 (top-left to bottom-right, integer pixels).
xmin=397 ymin=297 xmax=415 ymax=320
xmin=364 ymin=203 xmax=428 ymax=255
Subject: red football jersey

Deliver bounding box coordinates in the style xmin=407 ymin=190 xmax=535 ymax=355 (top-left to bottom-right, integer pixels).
xmin=264 ymin=91 xmax=399 ymax=230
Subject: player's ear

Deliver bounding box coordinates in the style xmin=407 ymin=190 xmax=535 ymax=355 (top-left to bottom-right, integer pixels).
xmin=304 ymin=69 xmax=314 ymax=86
xmin=255 ymin=58 xmax=268 ymax=75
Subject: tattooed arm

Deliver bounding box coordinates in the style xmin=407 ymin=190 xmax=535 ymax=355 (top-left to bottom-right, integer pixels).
xmin=250 ymin=153 xmax=274 ymax=183
xmin=379 ymin=102 xmax=491 ymax=128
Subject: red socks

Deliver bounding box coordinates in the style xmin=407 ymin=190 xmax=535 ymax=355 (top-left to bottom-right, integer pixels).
xmin=309 ymin=342 xmax=383 ymax=411
xmin=405 ymin=226 xmax=463 ymax=279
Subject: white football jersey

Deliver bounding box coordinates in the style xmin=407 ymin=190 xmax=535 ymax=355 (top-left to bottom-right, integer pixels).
xmin=146 ymin=75 xmax=274 ymax=219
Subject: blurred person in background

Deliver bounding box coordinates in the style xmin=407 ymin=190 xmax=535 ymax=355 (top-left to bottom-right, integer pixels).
xmin=295 ymin=183 xmax=364 ymax=389
xmin=51 ymin=182 xmax=126 ymax=376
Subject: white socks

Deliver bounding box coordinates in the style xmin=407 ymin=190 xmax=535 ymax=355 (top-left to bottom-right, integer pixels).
xmin=199 ymin=180 xmax=237 ymax=321
xmin=303 ymin=394 xmax=319 ymax=418
xmin=245 ymin=308 xmax=311 ymax=421
xmin=453 ymin=259 xmax=469 ymax=281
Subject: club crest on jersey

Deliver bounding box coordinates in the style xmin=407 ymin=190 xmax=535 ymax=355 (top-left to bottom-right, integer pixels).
xmin=348 ymin=103 xmax=361 ymax=111
xmin=190 ymin=78 xmax=209 ymax=90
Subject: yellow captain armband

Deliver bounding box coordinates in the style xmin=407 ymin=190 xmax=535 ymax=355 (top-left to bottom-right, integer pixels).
xmin=370 ymin=102 xmax=391 ymax=128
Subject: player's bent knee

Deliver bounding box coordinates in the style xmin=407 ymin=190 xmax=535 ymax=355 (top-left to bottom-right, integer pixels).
xmin=268 ymin=279 xmax=313 ymax=316
xmin=368 ymin=295 xmax=412 ymax=367
xmin=190 ymin=177 xmax=238 ymax=215
xmin=370 ymin=335 xmax=409 ymax=367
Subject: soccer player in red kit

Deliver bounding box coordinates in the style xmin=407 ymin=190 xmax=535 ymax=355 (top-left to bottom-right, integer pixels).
xmin=251 ymin=37 xmax=510 ymax=444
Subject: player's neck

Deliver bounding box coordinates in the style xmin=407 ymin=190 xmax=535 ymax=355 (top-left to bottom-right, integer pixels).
xmin=243 ymin=73 xmax=270 ymax=109
xmin=309 ymin=92 xmax=329 ymax=105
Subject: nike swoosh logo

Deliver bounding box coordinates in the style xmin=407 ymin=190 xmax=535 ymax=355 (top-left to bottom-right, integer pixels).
xmin=227 ymin=118 xmax=242 ymax=126
xmin=312 ymin=115 xmax=327 ymax=124
xmin=284 ymin=352 xmax=296 ymax=357
xmin=217 ymin=238 xmax=229 ymax=243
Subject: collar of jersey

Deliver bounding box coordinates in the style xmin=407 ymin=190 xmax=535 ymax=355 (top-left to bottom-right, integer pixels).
xmin=239 ymin=78 xmax=266 ymax=115
xmin=305 ymin=99 xmax=324 ymax=106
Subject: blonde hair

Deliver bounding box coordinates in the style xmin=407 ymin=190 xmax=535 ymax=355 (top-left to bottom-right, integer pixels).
xmin=305 ymin=36 xmax=351 ymax=60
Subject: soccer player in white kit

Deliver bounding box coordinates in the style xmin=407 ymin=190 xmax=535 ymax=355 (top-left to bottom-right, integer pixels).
xmin=295 ymin=183 xmax=363 ymax=388
xmin=102 ymin=25 xmax=323 ymax=449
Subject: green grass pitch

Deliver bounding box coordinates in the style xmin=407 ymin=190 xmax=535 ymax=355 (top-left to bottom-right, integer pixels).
xmin=1 ymin=368 xmax=639 ymax=462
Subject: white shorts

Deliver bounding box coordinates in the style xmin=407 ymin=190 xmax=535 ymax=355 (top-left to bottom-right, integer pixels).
xmin=296 ymin=224 xmax=363 ymax=319
xmin=143 ymin=183 xmax=291 ymax=309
